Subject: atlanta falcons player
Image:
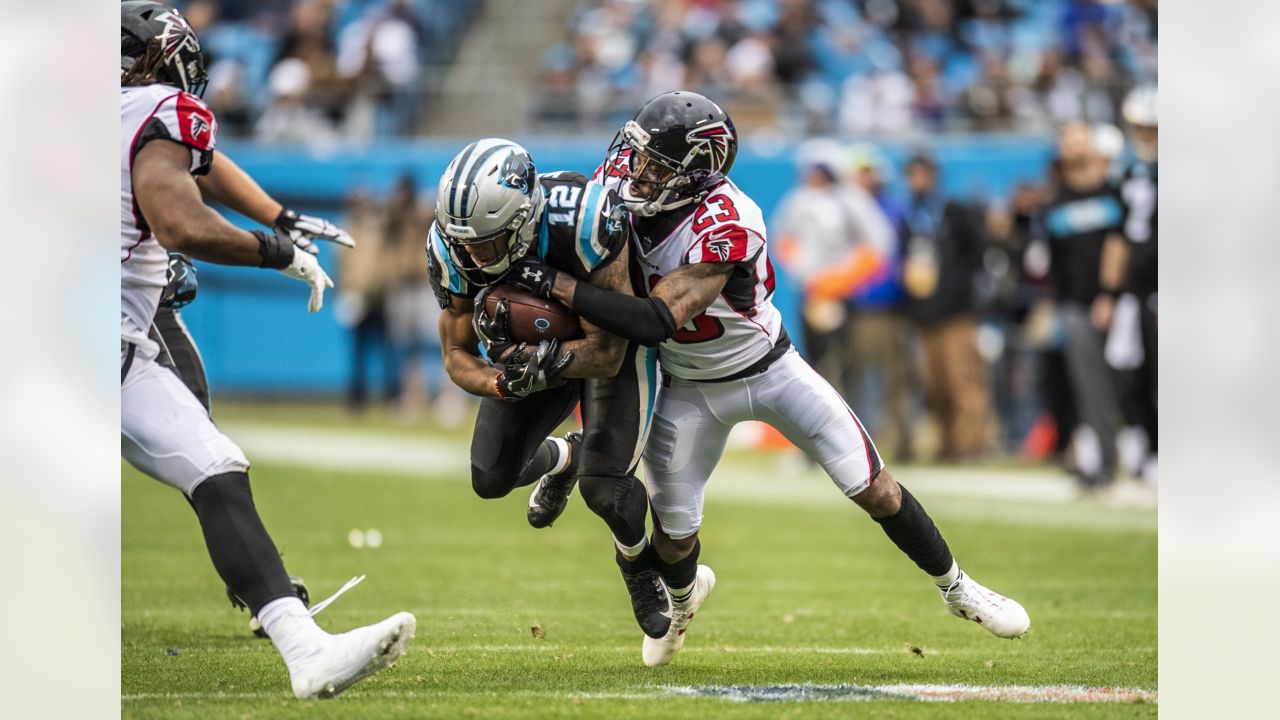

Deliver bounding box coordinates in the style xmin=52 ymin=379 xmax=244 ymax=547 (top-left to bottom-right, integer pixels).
xmin=121 ymin=2 xmax=414 ymax=698
xmin=428 ymin=139 xmax=670 ymax=639
xmin=509 ymin=91 xmax=1030 ymax=666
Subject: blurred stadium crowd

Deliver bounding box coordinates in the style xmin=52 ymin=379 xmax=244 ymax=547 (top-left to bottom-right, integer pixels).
xmin=187 ymin=0 xmax=1156 ymax=138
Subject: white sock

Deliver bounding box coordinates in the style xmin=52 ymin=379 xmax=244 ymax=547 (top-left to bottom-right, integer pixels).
xmin=931 ymin=560 xmax=961 ymax=589
xmin=615 ymin=535 xmax=647 ymax=560
xmin=547 ymin=437 xmax=572 ymax=476
xmin=258 ymin=596 xmax=327 ymax=670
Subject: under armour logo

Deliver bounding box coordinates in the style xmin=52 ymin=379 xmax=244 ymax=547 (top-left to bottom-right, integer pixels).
xmin=522 ymin=268 xmax=544 ymax=282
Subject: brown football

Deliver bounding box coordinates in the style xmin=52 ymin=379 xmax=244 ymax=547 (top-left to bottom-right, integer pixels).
xmin=484 ymin=285 xmax=584 ymax=344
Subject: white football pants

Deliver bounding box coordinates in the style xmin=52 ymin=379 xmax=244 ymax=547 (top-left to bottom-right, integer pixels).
xmin=121 ymin=350 xmax=248 ymax=496
xmin=644 ymin=348 xmax=882 ymax=539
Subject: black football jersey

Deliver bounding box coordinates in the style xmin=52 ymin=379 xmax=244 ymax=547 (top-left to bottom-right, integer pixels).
xmin=426 ymin=171 xmax=629 ymax=308
xmin=1117 ymin=159 xmax=1157 ymax=299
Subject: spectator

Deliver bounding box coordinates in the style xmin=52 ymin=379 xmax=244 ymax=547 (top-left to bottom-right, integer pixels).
xmin=846 ymin=144 xmax=916 ymax=460
xmin=900 ymin=152 xmax=994 ymax=461
xmin=773 ymin=141 xmax=894 ymax=404
xmin=1038 ymin=120 xmax=1127 ymax=488
xmin=338 ymin=188 xmax=401 ymax=413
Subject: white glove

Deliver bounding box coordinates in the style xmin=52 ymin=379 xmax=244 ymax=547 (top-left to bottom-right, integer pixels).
xmin=274 ymin=208 xmax=356 ymax=254
xmin=278 ymin=249 xmax=334 ymax=313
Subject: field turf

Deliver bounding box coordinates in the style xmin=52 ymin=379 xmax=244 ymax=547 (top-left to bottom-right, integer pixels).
xmin=122 ymin=404 xmax=1156 ymax=718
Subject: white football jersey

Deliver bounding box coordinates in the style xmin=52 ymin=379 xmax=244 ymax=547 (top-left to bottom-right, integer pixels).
xmin=594 ymin=156 xmax=781 ymax=380
xmin=120 ymin=83 xmax=217 ymax=359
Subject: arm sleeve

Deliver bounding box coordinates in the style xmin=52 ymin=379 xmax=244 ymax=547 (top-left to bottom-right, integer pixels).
xmin=571 ymin=281 xmax=677 ymax=346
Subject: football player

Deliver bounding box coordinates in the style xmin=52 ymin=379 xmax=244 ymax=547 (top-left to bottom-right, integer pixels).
xmin=427 ymin=139 xmax=670 ymax=639
xmin=121 ymin=2 xmax=414 ymax=698
xmin=508 ymin=91 xmax=1031 ymax=666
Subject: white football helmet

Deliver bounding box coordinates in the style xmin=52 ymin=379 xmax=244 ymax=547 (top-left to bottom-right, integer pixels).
xmin=1121 ymin=84 xmax=1158 ymax=162
xmin=435 ymin=138 xmax=542 ymax=284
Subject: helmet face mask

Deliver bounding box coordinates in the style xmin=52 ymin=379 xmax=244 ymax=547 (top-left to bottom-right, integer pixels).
xmin=607 ymin=92 xmax=738 ymax=217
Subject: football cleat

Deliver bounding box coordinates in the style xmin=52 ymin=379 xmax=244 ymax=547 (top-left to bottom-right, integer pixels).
xmin=527 ymin=432 xmax=581 ymax=528
xmin=289 ymin=611 xmax=416 ymax=700
xmin=642 ymin=564 xmax=715 ymax=667
xmin=617 ymin=550 xmax=672 ymax=639
xmin=940 ymin=572 xmax=1031 ymax=639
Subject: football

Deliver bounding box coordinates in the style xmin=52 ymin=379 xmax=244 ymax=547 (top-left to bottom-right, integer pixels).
xmin=484 ymin=285 xmax=583 ymax=344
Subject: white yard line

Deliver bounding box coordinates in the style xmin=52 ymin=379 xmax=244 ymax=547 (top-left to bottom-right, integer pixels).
xmin=123 ymin=683 xmax=1157 ymax=704
xmin=222 ymin=421 xmax=1156 ymax=529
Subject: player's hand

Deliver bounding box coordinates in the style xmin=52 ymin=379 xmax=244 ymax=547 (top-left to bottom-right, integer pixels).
xmin=473 ymin=288 xmax=519 ymax=361
xmin=496 ymin=339 xmax=574 ymax=400
xmin=274 ymin=208 xmax=356 ymax=254
xmin=507 ymin=255 xmax=558 ymax=299
xmin=279 ymin=249 xmax=334 ymax=313
xmin=159 ymin=253 xmax=198 ymax=309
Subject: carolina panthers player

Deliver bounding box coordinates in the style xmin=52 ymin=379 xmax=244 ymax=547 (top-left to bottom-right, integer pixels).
xmin=509 ymin=91 xmax=1031 ymax=666
xmin=121 ymin=2 xmax=414 ymax=698
xmin=427 ymin=139 xmax=670 ymax=639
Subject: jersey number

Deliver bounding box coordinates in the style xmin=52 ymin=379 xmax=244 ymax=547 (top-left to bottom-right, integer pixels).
xmin=648 ymin=274 xmax=724 ymax=343
xmin=690 ymin=195 xmax=739 ymax=233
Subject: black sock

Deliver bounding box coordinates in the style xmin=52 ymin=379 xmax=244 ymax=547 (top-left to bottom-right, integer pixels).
xmin=871 ymin=484 xmax=955 ymax=578
xmin=520 ymin=434 xmax=579 ymax=486
xmin=653 ymin=538 xmax=700 ymax=599
xmin=616 ymin=543 xmax=655 ymax=573
xmin=190 ymin=472 xmax=296 ymax=616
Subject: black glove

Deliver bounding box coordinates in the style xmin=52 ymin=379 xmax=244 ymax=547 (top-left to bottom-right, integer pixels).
xmin=159 ymin=253 xmax=198 ymax=309
xmin=473 ymin=287 xmax=518 ymax=361
xmin=495 ymin=339 xmax=574 ymax=400
xmin=507 ymin=255 xmax=558 ymax=299
xmin=273 ymin=208 xmax=356 ymax=254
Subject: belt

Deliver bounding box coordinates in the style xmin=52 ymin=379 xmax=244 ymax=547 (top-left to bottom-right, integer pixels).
xmin=662 ymin=327 xmax=792 ymax=387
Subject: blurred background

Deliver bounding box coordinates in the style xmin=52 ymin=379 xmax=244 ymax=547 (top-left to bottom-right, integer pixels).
xmin=174 ymin=0 xmax=1158 ymax=490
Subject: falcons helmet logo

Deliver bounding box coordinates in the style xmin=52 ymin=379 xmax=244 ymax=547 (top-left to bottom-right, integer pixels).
xmin=686 ymin=123 xmax=734 ymax=174
xmin=156 ymin=10 xmax=201 ymax=63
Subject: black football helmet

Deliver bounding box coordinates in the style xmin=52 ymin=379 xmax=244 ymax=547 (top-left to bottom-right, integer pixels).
xmin=606 ymin=91 xmax=738 ymax=216
xmin=121 ymin=1 xmax=208 ymax=97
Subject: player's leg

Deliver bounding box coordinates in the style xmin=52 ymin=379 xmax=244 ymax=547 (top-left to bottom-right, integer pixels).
xmin=638 ymin=375 xmax=733 ymax=665
xmin=1061 ymin=305 xmax=1122 ymax=487
xmin=469 ymin=382 xmax=581 ymax=500
xmin=752 ymin=350 xmax=1029 ymax=639
xmin=121 ymin=355 xmax=415 ymax=698
xmin=152 ymin=306 xmax=212 ymax=411
xmin=574 ymin=344 xmax=671 ymax=637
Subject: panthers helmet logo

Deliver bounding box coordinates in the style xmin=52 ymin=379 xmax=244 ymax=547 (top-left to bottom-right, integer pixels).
xmin=498 ymin=150 xmax=536 ymax=196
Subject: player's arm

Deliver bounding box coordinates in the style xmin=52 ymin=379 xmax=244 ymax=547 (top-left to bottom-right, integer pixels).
xmin=1092 ymin=231 xmax=1129 ymax=331
xmin=134 ymin=140 xmax=283 ymax=266
xmin=438 ymin=295 xmax=504 ymax=397
xmin=554 ymin=244 xmax=632 ymax=378
xmin=133 ymin=140 xmax=334 ymax=311
xmin=196 ymin=150 xmax=283 ymax=225
xmin=548 ymin=259 xmax=733 ymax=346
xmin=197 ymin=150 xmax=355 ymax=250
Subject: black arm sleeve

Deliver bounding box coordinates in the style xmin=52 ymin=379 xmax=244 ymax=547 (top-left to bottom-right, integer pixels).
xmin=571 ymin=281 xmax=677 ymax=346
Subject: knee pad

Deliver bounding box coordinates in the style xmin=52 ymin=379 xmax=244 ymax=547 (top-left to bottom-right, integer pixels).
xmin=579 ymin=474 xmax=649 ymax=545
xmin=470 ymin=464 xmax=516 ymax=500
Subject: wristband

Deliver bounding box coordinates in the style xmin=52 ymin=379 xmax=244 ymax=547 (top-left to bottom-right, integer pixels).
xmin=254 ymin=229 xmax=294 ymax=269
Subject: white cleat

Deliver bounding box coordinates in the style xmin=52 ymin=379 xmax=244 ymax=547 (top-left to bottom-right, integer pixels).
xmin=289 ymin=611 xmax=417 ymax=699
xmin=642 ymin=565 xmax=715 ymax=667
xmin=941 ymin=573 xmax=1030 ymax=639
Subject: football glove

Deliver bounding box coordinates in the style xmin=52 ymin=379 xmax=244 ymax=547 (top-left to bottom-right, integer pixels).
xmin=159 ymin=253 xmax=198 ymax=309
xmin=279 ymin=245 xmax=334 ymax=313
xmin=473 ymin=288 xmax=519 ymax=362
xmin=274 ymin=208 xmax=356 ymax=254
xmin=507 ymin=255 xmax=558 ymax=299
xmin=496 ymin=339 xmax=574 ymax=400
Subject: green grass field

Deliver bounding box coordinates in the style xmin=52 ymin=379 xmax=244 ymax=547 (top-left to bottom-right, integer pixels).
xmin=122 ymin=403 xmax=1156 ymax=718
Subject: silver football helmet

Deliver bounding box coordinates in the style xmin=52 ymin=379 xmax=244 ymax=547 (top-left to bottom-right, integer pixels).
xmin=434 ymin=138 xmax=543 ymax=283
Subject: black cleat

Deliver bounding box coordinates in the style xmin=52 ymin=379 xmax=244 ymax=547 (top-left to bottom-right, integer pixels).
xmin=618 ymin=549 xmax=672 ymax=639
xmin=527 ymin=432 xmax=581 ymax=528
